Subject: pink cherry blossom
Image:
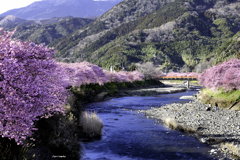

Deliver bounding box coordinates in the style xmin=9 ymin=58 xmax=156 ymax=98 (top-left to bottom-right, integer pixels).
xmin=0 ymin=28 xmax=69 ymax=145
xmin=198 ymin=59 xmax=240 ymax=91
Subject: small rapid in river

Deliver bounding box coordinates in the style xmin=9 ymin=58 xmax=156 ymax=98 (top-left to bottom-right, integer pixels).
xmin=81 ymin=90 xmax=224 ymax=160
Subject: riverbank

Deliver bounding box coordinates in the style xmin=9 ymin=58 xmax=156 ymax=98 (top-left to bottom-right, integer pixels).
xmin=104 ymin=87 xmax=187 ymax=100
xmin=139 ymin=98 xmax=240 ymax=159
xmin=73 ymin=80 xmax=189 ymax=103
xmin=198 ymin=88 xmax=240 ymax=110
xmin=161 ymin=80 xmax=200 ymax=86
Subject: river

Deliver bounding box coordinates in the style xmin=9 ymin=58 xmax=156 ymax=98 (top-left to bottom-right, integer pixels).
xmin=81 ymin=90 xmax=224 ymax=160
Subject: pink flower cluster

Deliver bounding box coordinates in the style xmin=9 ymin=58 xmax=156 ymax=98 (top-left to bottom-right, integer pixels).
xmin=166 ymin=72 xmax=199 ymax=77
xmin=104 ymin=70 xmax=144 ymax=83
xmin=0 ymin=28 xmax=69 ymax=145
xmin=198 ymin=59 xmax=240 ymax=91
xmin=57 ymin=62 xmax=144 ymax=86
xmin=0 ymin=28 xmax=144 ymax=146
xmin=57 ymin=61 xmax=108 ymax=86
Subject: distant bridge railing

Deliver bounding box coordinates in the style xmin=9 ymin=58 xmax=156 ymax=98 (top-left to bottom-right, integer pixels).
xmin=155 ymin=76 xmax=198 ymax=81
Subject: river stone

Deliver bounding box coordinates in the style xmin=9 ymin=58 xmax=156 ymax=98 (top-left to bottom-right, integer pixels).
xmin=139 ymin=99 xmax=240 ymax=159
xmin=179 ymin=96 xmax=194 ymax=99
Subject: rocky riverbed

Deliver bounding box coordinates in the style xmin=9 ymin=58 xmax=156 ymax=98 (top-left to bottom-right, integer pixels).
xmin=139 ymin=98 xmax=240 ymax=159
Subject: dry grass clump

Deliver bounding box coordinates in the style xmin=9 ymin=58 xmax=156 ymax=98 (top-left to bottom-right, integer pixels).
xmin=80 ymin=111 xmax=103 ymax=137
xmin=164 ymin=118 xmax=179 ymax=129
xmin=221 ymin=142 xmax=240 ymax=157
xmin=163 ymin=117 xmax=196 ymax=134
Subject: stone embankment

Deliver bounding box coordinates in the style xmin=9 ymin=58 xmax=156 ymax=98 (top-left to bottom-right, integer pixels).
xmin=139 ymin=98 xmax=240 ymax=159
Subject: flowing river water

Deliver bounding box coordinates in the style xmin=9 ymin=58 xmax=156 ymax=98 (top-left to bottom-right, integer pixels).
xmin=81 ymin=90 xmax=225 ymax=160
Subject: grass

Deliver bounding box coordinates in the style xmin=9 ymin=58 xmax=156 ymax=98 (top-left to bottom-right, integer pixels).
xmin=221 ymin=142 xmax=240 ymax=158
xmin=164 ymin=118 xmax=179 ymax=129
xmin=163 ymin=117 xmax=196 ymax=134
xmin=161 ymin=80 xmax=199 ymax=85
xmin=198 ymin=88 xmax=240 ymax=109
xmin=80 ymin=111 xmax=103 ymax=138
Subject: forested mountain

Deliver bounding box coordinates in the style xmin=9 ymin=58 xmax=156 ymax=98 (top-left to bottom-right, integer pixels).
xmin=0 ymin=15 xmax=76 ymax=28
xmin=46 ymin=0 xmax=240 ymax=72
xmin=0 ymin=0 xmax=123 ymax=20
xmin=3 ymin=0 xmax=240 ymax=72
xmin=4 ymin=17 xmax=93 ymax=45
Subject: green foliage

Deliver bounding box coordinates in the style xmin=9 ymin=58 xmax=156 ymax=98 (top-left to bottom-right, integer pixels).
xmin=49 ymin=21 xmax=106 ymax=51
xmin=9 ymin=0 xmax=240 ymax=72
xmin=237 ymin=51 xmax=240 ymax=59
xmin=12 ymin=17 xmax=93 ymax=45
xmin=128 ymin=63 xmax=137 ymax=71
xmin=54 ymin=0 xmax=187 ymax=58
xmin=213 ymin=31 xmax=240 ymax=65
xmin=73 ymin=80 xmax=163 ymax=99
xmin=211 ymin=18 xmax=235 ymax=39
xmin=200 ymin=88 xmax=240 ymax=108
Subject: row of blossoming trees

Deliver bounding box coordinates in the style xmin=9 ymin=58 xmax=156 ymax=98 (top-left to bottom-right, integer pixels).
xmin=57 ymin=62 xmax=144 ymax=87
xmin=166 ymin=72 xmax=200 ymax=78
xmin=0 ymin=29 xmax=144 ymax=146
xmin=165 ymin=59 xmax=240 ymax=92
xmin=1 ymin=26 xmax=239 ymax=147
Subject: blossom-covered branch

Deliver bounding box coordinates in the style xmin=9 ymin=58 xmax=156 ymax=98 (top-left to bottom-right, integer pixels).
xmin=0 ymin=28 xmax=69 ymax=145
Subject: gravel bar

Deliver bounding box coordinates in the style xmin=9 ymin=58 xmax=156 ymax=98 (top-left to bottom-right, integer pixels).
xmin=139 ymin=99 xmax=240 ymax=159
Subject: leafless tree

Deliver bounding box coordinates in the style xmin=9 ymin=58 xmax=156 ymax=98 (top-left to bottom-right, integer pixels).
xmin=136 ymin=62 xmax=163 ymax=80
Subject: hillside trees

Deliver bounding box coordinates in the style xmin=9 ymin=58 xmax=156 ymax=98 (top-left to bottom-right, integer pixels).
xmin=237 ymin=51 xmax=240 ymax=59
xmin=0 ymin=28 xmax=69 ymax=145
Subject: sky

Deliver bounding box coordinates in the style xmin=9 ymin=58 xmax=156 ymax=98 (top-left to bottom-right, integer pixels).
xmin=0 ymin=0 xmax=42 ymax=14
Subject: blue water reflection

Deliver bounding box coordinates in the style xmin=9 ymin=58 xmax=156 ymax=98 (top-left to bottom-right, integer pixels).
xmin=81 ymin=90 xmax=223 ymax=160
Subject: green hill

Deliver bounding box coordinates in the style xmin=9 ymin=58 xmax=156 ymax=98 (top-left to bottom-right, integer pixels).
xmin=10 ymin=17 xmax=93 ymax=45
xmin=49 ymin=0 xmax=240 ymax=71
xmin=5 ymin=0 xmax=240 ymax=72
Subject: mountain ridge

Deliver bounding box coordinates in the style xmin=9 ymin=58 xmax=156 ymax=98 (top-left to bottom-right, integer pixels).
xmin=0 ymin=0 xmax=123 ymax=20
xmin=3 ymin=0 xmax=240 ymax=72
xmin=50 ymin=0 xmax=240 ymax=71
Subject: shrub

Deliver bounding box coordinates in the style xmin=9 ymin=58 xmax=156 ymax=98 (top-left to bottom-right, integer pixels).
xmin=237 ymin=51 xmax=240 ymax=59
xmin=80 ymin=111 xmax=103 ymax=138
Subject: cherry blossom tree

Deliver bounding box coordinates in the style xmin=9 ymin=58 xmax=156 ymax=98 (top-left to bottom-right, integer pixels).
xmin=0 ymin=28 xmax=144 ymax=147
xmin=0 ymin=28 xmax=69 ymax=145
xmin=57 ymin=62 xmax=108 ymax=86
xmin=104 ymin=70 xmax=144 ymax=83
xmin=198 ymin=59 xmax=240 ymax=91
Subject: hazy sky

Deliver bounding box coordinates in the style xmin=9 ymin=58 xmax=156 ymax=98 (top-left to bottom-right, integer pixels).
xmin=0 ymin=0 xmax=42 ymax=14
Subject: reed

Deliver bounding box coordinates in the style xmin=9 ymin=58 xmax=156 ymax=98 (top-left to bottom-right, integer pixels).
xmin=80 ymin=111 xmax=103 ymax=137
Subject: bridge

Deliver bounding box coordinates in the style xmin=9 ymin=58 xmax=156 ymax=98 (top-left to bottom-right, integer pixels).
xmin=157 ymin=76 xmax=198 ymax=81
xmin=155 ymin=76 xmax=198 ymax=88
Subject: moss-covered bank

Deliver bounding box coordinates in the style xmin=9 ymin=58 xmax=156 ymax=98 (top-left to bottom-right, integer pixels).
xmin=198 ymin=88 xmax=240 ymax=110
xmin=71 ymin=80 xmax=164 ymax=103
